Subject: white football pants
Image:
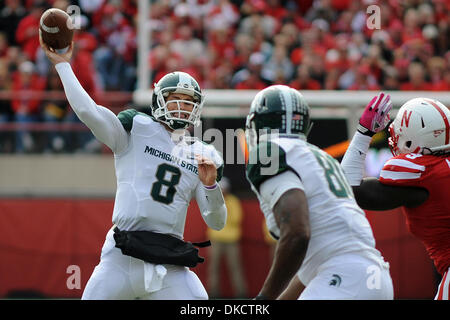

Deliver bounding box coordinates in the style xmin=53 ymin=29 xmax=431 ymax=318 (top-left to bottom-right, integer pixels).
xmin=82 ymin=228 xmax=208 ymax=300
xmin=299 ymin=253 xmax=394 ymax=300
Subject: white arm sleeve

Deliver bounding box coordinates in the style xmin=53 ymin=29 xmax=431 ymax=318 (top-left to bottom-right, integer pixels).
xmin=195 ymin=183 xmax=227 ymax=231
xmin=259 ymin=170 xmax=304 ymax=210
xmin=55 ymin=62 xmax=129 ymax=154
xmin=340 ymin=131 xmax=372 ymax=186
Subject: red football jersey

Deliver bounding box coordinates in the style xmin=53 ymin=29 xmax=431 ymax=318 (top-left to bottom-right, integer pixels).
xmin=379 ymin=153 xmax=450 ymax=275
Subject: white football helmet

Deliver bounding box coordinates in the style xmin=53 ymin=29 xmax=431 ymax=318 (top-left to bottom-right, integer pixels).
xmin=388 ymin=97 xmax=450 ymax=156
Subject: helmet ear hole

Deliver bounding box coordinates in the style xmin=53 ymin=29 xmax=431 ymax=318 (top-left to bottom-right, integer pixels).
xmin=405 ymin=141 xmax=412 ymax=148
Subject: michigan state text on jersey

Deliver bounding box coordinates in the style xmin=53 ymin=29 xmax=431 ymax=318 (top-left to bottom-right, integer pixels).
xmin=45 ymin=40 xmax=228 ymax=300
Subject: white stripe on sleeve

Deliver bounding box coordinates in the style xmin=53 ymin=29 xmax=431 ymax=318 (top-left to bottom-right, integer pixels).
xmin=379 ymin=170 xmax=422 ymax=180
xmin=443 ymin=274 xmax=450 ymax=300
xmin=384 ymin=159 xmax=425 ymax=171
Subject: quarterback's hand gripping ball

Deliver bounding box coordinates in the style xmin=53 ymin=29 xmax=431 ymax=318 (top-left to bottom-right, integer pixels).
xmin=39 ymin=8 xmax=74 ymax=51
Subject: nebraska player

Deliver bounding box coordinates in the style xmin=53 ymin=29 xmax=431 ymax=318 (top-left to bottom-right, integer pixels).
xmin=341 ymin=94 xmax=450 ymax=300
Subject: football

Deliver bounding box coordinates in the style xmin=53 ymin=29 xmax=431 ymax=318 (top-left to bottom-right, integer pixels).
xmin=39 ymin=8 xmax=74 ymax=50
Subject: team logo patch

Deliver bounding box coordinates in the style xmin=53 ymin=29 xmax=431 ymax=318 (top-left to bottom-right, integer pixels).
xmin=329 ymin=274 xmax=342 ymax=287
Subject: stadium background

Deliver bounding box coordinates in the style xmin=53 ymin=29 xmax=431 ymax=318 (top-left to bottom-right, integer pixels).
xmin=0 ymin=0 xmax=448 ymax=299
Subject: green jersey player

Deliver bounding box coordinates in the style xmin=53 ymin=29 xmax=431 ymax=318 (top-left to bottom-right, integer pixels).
xmin=40 ymin=35 xmax=227 ymax=300
xmin=245 ymin=85 xmax=393 ymax=300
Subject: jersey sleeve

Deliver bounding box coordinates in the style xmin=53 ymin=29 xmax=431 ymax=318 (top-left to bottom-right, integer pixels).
xmin=379 ymin=154 xmax=427 ymax=187
xmin=55 ymin=62 xmax=129 ymax=154
xmin=195 ymin=182 xmax=227 ymax=230
xmin=260 ymin=170 xmax=304 ymax=210
xmin=246 ymin=141 xmax=291 ymax=191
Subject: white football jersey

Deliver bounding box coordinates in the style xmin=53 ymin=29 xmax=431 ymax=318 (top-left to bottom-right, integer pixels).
xmin=112 ymin=111 xmax=223 ymax=238
xmin=246 ymin=135 xmax=383 ymax=285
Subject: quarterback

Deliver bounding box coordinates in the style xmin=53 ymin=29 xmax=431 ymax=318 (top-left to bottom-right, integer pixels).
xmin=342 ymin=93 xmax=450 ymax=300
xmin=39 ymin=38 xmax=227 ymax=299
xmin=245 ymin=85 xmax=393 ymax=299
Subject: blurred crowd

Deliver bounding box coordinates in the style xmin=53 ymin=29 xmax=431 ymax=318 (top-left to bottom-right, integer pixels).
xmin=147 ymin=0 xmax=449 ymax=91
xmin=0 ymin=0 xmax=449 ymax=153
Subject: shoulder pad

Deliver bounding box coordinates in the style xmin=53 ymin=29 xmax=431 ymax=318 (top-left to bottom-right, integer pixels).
xmin=117 ymin=109 xmax=151 ymax=132
xmin=246 ymin=141 xmax=289 ymax=190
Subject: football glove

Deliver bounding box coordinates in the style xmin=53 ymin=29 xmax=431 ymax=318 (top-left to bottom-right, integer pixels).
xmin=357 ymin=92 xmax=393 ymax=136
